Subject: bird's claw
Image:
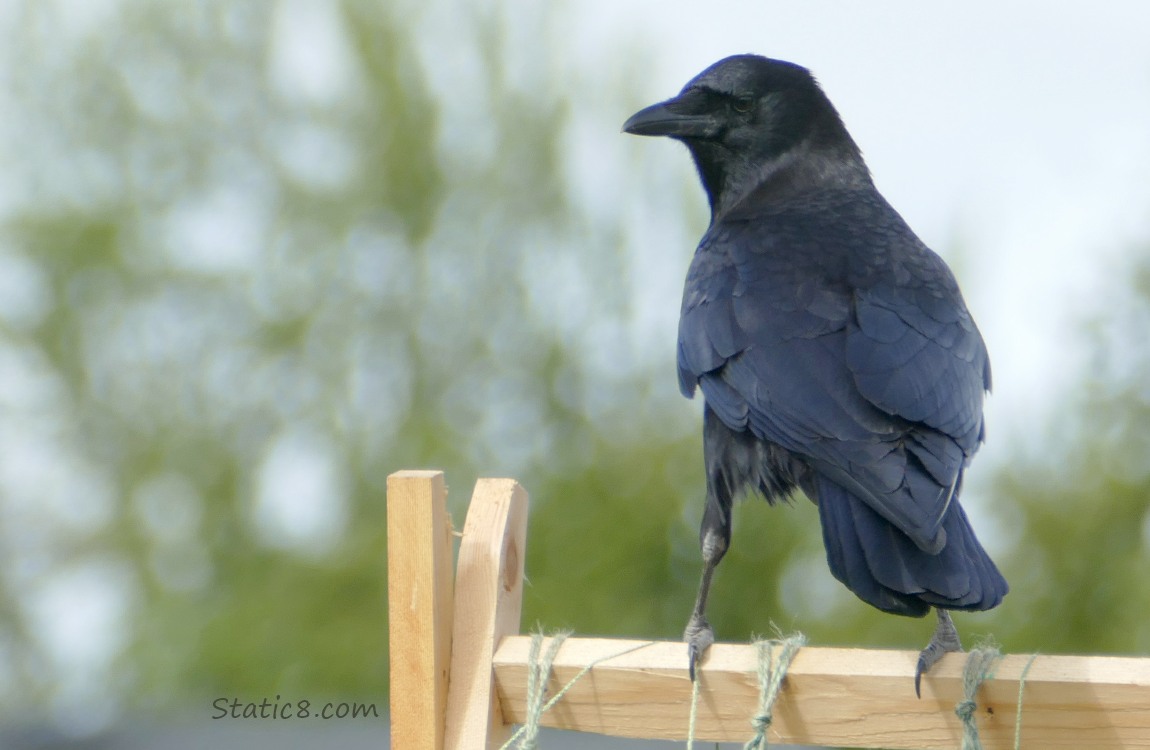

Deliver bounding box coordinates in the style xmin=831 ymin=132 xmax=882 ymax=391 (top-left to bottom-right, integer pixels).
xmin=684 ymin=616 xmax=714 ymax=681
xmin=914 ymin=611 xmax=963 ymax=697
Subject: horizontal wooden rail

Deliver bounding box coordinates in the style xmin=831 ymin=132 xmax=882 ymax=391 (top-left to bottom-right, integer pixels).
xmin=387 ymin=471 xmax=1150 ymax=749
xmin=493 ymin=636 xmax=1150 ymax=749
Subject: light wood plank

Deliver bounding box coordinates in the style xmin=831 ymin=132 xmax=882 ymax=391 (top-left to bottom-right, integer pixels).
xmin=387 ymin=470 xmax=455 ymax=750
xmin=444 ymin=479 xmax=529 ymax=750
xmin=493 ymin=636 xmax=1150 ymax=749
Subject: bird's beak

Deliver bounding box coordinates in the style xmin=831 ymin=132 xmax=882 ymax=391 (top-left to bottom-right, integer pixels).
xmin=622 ymin=93 xmax=720 ymax=139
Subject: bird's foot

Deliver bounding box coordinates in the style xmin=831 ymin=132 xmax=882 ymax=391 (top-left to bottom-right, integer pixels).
xmin=684 ymin=615 xmax=714 ymax=681
xmin=915 ymin=609 xmax=963 ymax=697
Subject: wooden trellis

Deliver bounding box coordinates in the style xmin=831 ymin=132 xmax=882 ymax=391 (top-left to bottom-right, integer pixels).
xmin=386 ymin=470 xmax=1150 ymax=749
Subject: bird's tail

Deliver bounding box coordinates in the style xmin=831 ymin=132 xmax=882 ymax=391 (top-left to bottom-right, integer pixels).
xmin=815 ymin=475 xmax=1008 ymax=617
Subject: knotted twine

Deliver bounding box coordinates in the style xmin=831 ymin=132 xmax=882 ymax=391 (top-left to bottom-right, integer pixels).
xmin=955 ymin=640 xmax=1038 ymax=750
xmin=503 ymin=630 xmax=569 ymax=750
xmin=743 ymin=634 xmax=807 ymax=750
xmin=505 ymin=628 xmax=1036 ymax=750
xmin=686 ymin=632 xmax=807 ymax=750
xmin=955 ymin=643 xmax=1002 ymax=750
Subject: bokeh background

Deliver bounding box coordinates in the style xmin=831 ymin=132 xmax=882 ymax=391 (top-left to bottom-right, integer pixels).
xmin=1 ymin=1 xmax=1150 ymax=748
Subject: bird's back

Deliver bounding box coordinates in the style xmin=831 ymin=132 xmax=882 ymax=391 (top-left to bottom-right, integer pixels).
xmin=678 ymin=182 xmax=1006 ymax=614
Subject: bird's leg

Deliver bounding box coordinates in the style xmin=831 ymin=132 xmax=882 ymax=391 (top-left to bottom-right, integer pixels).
xmin=685 ymin=527 xmax=726 ymax=680
xmin=915 ymin=608 xmax=963 ymax=697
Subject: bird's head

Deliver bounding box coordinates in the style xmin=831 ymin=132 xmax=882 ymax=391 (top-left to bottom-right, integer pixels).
xmin=623 ymin=55 xmax=869 ymax=218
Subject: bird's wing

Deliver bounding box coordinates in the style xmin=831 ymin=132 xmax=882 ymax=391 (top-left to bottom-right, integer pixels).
xmin=677 ymin=208 xmax=988 ymax=553
xmin=845 ymin=255 xmax=991 ymax=455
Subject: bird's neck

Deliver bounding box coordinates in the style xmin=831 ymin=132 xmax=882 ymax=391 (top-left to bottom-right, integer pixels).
xmin=696 ymin=137 xmax=872 ymax=222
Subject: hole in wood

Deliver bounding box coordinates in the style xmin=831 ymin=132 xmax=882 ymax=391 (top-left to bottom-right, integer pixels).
xmin=502 ymin=539 xmax=518 ymax=593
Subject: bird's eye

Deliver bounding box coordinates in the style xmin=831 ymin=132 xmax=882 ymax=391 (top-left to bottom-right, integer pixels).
xmin=732 ymin=96 xmax=753 ymax=114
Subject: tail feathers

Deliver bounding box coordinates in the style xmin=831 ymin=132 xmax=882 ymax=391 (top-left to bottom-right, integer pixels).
xmin=816 ymin=475 xmax=1007 ymax=616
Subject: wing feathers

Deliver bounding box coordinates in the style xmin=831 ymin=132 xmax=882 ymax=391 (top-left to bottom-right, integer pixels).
xmin=677 ymin=188 xmax=999 ymax=599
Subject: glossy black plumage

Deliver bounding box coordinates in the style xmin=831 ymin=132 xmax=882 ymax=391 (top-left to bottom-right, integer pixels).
xmin=624 ymin=55 xmax=1007 ymax=641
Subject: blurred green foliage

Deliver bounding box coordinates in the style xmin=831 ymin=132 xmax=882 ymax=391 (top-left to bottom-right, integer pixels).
xmin=986 ymin=259 xmax=1150 ymax=656
xmin=0 ymin=0 xmax=1149 ymax=740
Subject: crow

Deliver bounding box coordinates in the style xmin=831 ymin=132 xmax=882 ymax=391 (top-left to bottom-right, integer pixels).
xmin=623 ymin=55 xmax=1007 ymax=694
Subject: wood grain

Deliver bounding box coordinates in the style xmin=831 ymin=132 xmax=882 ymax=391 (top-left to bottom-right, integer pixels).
xmin=444 ymin=478 xmax=529 ymax=750
xmin=493 ymin=636 xmax=1150 ymax=749
xmin=387 ymin=470 xmax=455 ymax=750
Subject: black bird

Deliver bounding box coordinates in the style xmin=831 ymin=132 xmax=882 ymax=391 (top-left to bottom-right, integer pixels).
xmin=623 ymin=55 xmax=1007 ymax=694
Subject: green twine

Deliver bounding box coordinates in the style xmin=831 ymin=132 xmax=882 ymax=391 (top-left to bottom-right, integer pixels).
xmin=955 ymin=642 xmax=1003 ymax=750
xmin=955 ymin=641 xmax=1040 ymax=750
xmin=500 ymin=631 xmax=656 ymax=750
xmin=686 ymin=672 xmax=701 ymax=750
xmin=504 ymin=629 xmax=1036 ymax=750
xmin=503 ymin=630 xmax=570 ymax=750
xmin=685 ymin=633 xmax=805 ymax=750
xmin=1013 ymin=652 xmax=1038 ymax=750
xmin=744 ymin=634 xmax=807 ymax=750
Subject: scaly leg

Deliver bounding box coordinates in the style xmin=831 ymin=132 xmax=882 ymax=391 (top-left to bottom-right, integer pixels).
xmin=915 ymin=608 xmax=963 ymax=697
xmin=685 ymin=527 xmax=725 ymax=680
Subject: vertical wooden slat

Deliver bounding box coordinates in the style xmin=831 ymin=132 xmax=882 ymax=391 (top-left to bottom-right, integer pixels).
xmin=384 ymin=469 xmax=1150 ymax=750
xmin=387 ymin=470 xmax=455 ymax=750
xmin=444 ymin=478 xmax=529 ymax=750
